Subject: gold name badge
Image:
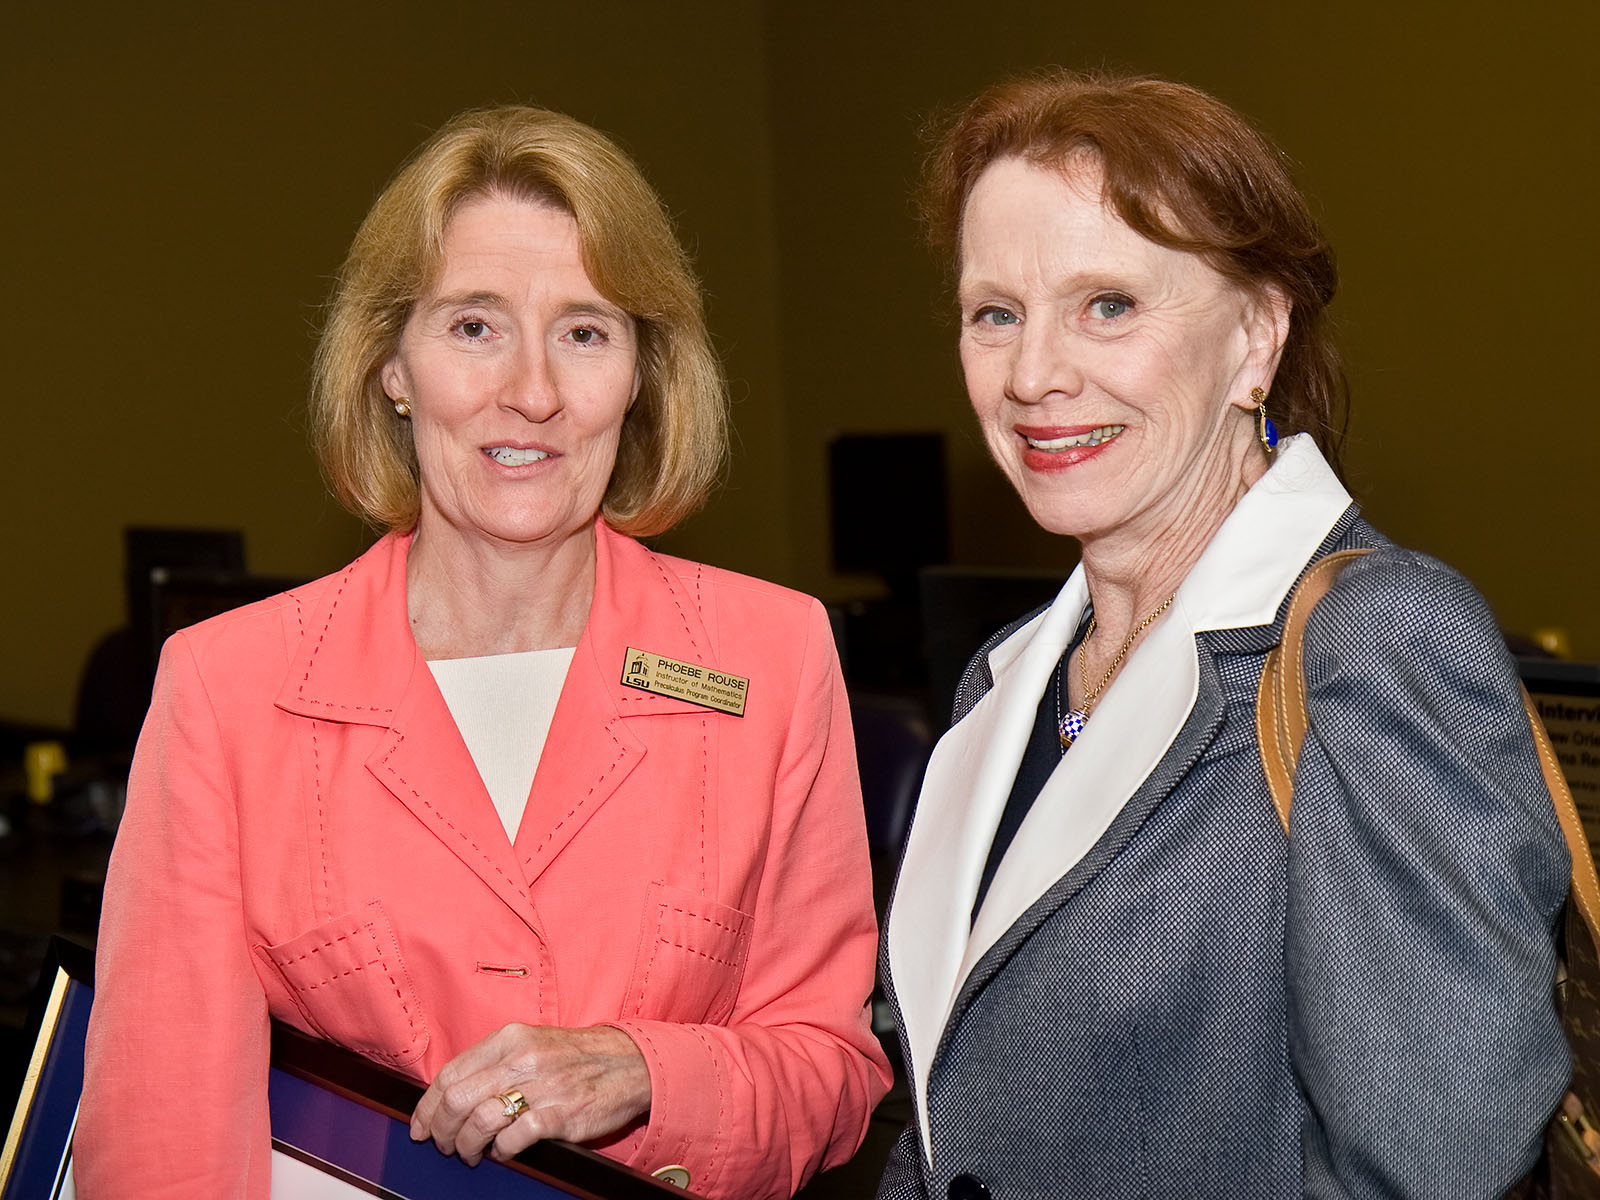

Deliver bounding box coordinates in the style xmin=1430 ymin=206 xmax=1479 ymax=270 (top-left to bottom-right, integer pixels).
xmin=620 ymin=648 xmax=749 ymax=717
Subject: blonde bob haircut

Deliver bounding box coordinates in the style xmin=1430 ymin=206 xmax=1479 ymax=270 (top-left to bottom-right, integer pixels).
xmin=312 ymin=106 xmax=727 ymax=536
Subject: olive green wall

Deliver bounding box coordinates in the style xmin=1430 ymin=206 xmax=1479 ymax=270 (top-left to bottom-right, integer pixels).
xmin=766 ymin=2 xmax=1600 ymax=645
xmin=5 ymin=2 xmax=1595 ymax=729
xmin=2 ymin=4 xmax=786 ymax=727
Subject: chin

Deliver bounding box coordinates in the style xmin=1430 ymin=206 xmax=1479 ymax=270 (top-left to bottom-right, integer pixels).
xmin=498 ymin=523 xmax=590 ymax=548
xmin=1027 ymin=515 xmax=1088 ymax=541
xmin=1011 ymin=484 xmax=1097 ymax=541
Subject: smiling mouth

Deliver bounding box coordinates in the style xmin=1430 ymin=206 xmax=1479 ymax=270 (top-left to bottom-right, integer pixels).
xmin=485 ymin=446 xmax=552 ymax=466
xmin=1024 ymin=424 xmax=1125 ymax=451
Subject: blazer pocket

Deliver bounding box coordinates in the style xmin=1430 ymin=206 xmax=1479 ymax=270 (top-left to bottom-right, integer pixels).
xmin=621 ymin=882 xmax=753 ymax=1026
xmin=256 ymin=900 xmax=429 ymax=1067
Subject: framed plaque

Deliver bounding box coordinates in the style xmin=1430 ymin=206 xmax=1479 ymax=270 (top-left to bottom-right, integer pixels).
xmin=0 ymin=938 xmax=90 ymax=1199
xmin=265 ymin=1021 xmax=692 ymax=1198
xmin=2 ymin=939 xmax=696 ymax=1199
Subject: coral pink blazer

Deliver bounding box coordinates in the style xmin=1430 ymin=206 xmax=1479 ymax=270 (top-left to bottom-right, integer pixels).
xmin=78 ymin=521 xmax=890 ymax=1199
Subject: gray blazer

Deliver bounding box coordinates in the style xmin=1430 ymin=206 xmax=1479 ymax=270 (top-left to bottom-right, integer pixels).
xmin=878 ymin=506 xmax=1569 ymax=1200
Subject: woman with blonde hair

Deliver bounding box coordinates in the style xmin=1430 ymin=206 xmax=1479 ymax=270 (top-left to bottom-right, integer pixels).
xmin=79 ymin=105 xmax=890 ymax=1199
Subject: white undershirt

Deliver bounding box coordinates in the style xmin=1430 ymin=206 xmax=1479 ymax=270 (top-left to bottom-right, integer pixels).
xmin=427 ymin=647 xmax=576 ymax=841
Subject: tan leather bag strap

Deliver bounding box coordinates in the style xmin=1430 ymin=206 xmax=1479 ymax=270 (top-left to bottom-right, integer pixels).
xmin=1256 ymin=548 xmax=1600 ymax=1172
xmin=1255 ymin=547 xmax=1600 ymax=939
xmin=1257 ymin=549 xmax=1372 ymax=830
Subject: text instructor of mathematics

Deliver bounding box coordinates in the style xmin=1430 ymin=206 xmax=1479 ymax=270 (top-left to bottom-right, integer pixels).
xmin=878 ymin=71 xmax=1568 ymax=1199
xmin=77 ymin=106 xmax=890 ymax=1199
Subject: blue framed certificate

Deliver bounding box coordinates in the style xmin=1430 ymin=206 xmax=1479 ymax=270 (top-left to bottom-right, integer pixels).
xmin=0 ymin=939 xmax=90 ymax=1199
xmin=2 ymin=940 xmax=695 ymax=1199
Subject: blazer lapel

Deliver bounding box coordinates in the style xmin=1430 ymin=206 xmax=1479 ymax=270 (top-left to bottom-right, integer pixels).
xmin=273 ymin=533 xmax=536 ymax=927
xmin=511 ymin=628 xmax=648 ymax=880
xmin=962 ymin=603 xmax=1208 ymax=974
xmin=886 ymin=571 xmax=1085 ymax=1162
xmin=891 ymin=591 xmax=1222 ymax=1164
xmin=512 ymin=522 xmax=718 ymax=882
xmin=365 ymin=677 xmax=537 ymax=921
xmin=946 ymin=651 xmax=1228 ymax=1031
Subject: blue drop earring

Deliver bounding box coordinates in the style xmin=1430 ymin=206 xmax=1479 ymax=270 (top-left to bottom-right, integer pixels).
xmin=1251 ymin=386 xmax=1278 ymax=454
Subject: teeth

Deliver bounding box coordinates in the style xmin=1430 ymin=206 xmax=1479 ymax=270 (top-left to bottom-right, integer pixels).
xmin=486 ymin=446 xmax=551 ymax=466
xmin=1025 ymin=424 xmax=1125 ymax=451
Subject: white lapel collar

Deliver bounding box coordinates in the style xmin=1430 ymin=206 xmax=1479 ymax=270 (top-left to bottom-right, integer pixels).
xmin=887 ymin=569 xmax=1086 ymax=1162
xmin=890 ymin=436 xmax=1351 ymax=1162
xmin=962 ymin=596 xmax=1199 ymax=973
xmin=1183 ymin=435 xmax=1353 ymax=630
xmin=963 ymin=438 xmax=1353 ymax=967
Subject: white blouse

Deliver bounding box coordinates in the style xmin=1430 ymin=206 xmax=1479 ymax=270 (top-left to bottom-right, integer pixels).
xmin=427 ymin=647 xmax=576 ymax=841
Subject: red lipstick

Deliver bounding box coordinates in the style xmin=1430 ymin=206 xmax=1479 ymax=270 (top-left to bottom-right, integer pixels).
xmin=1014 ymin=424 xmax=1122 ymax=473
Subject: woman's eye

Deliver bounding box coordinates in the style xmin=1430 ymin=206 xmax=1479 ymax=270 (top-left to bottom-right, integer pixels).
xmin=1087 ymin=295 xmax=1133 ymax=320
xmin=456 ymin=319 xmax=490 ymax=339
xmin=972 ymin=306 xmax=1020 ymax=327
xmin=570 ymin=326 xmax=598 ymax=345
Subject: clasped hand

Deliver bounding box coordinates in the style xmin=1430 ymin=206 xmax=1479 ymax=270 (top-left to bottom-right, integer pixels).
xmin=410 ymin=1023 xmax=652 ymax=1167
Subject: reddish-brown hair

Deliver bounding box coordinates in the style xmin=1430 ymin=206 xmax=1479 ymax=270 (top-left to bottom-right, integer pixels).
xmin=923 ymin=69 xmax=1347 ymax=466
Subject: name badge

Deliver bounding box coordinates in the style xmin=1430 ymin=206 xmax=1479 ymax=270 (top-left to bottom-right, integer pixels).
xmin=620 ymin=648 xmax=749 ymax=717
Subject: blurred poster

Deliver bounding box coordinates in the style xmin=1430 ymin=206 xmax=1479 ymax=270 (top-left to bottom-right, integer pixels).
xmin=1523 ymin=660 xmax=1600 ymax=844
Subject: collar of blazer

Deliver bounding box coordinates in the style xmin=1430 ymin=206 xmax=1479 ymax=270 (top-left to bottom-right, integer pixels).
xmin=888 ymin=435 xmax=1353 ymax=1163
xmin=272 ymin=518 xmax=721 ymax=724
xmin=269 ymin=519 xmax=726 ymax=913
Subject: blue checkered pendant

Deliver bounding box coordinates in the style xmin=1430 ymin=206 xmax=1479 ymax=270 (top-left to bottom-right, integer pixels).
xmin=1058 ymin=708 xmax=1088 ymax=749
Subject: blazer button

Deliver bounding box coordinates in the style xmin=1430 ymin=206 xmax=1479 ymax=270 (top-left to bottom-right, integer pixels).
xmin=948 ymin=1173 xmax=990 ymax=1200
xmin=652 ymin=1164 xmax=692 ymax=1188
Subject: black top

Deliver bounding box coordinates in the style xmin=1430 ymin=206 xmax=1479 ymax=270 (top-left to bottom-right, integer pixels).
xmin=970 ymin=623 xmax=1088 ymax=921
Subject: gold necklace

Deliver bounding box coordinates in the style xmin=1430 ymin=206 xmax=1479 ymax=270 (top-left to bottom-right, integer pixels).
xmin=1057 ymin=593 xmax=1175 ymax=749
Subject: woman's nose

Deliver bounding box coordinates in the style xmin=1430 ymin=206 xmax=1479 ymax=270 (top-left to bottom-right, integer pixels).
xmin=1006 ymin=323 xmax=1084 ymax=406
xmin=503 ymin=343 xmax=562 ymax=421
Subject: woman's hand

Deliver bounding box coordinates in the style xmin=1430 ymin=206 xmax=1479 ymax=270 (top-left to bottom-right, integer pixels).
xmin=410 ymin=1023 xmax=652 ymax=1166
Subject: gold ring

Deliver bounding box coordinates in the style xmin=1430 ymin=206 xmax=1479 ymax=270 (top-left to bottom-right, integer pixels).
xmin=496 ymin=1089 xmax=528 ymax=1120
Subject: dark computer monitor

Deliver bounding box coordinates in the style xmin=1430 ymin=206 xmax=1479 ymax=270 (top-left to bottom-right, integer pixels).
xmin=829 ymin=433 xmax=950 ymax=587
xmin=73 ymin=530 xmax=256 ymax=756
xmin=919 ymin=563 xmax=1074 ymax=730
xmin=123 ymin=528 xmax=248 ymax=685
xmin=147 ymin=568 xmax=306 ymax=662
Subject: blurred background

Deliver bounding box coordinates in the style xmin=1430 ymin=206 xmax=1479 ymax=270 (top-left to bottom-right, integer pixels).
xmin=4 ymin=1 xmax=1596 ymax=735
xmin=2 ymin=1 xmax=1595 ymax=1190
